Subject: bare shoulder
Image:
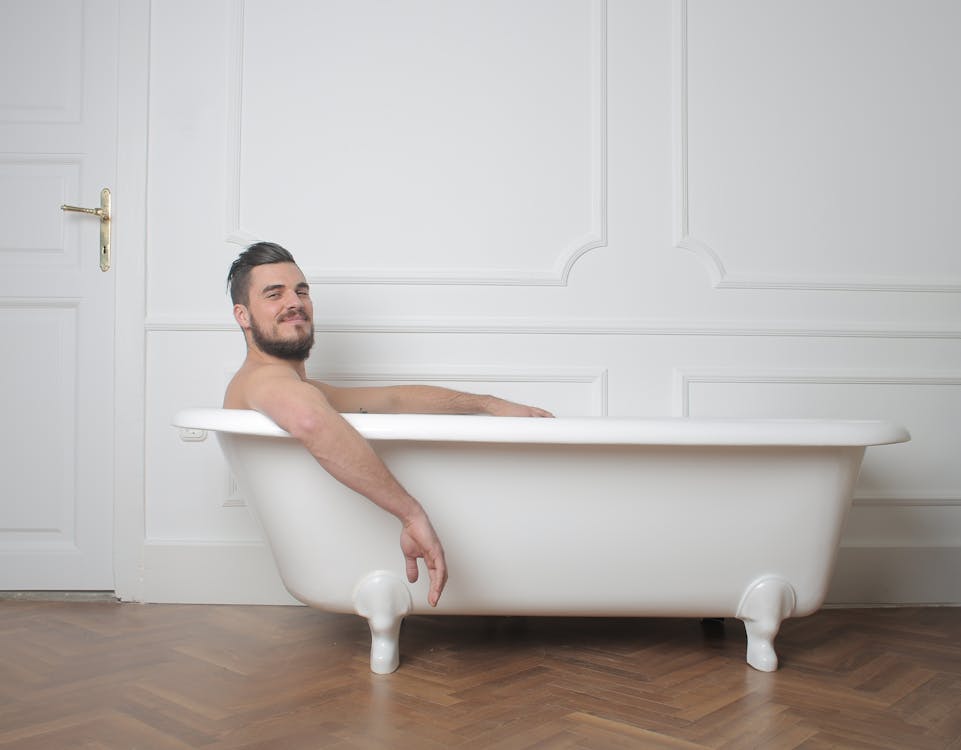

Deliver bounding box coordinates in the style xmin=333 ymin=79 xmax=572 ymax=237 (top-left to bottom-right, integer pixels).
xmin=223 ymin=361 xmax=301 ymax=409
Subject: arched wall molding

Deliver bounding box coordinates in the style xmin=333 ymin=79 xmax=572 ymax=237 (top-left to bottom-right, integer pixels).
xmin=224 ymin=0 xmax=607 ymax=287
xmin=671 ymin=0 xmax=961 ymax=294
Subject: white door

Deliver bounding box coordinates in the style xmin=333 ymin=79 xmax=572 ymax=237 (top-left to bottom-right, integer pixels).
xmin=0 ymin=1 xmax=118 ymax=589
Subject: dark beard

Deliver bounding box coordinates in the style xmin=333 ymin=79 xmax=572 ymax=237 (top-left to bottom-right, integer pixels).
xmin=249 ymin=315 xmax=315 ymax=362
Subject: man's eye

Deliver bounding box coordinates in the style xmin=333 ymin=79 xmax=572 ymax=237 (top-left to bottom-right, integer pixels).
xmin=297 ymin=290 xmax=310 ymax=297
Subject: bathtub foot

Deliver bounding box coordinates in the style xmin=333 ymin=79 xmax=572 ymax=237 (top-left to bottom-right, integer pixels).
xmin=353 ymin=570 xmax=412 ymax=674
xmin=736 ymin=577 xmax=796 ymax=672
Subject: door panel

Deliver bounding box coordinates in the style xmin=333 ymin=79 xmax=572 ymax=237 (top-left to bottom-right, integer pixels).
xmin=0 ymin=0 xmax=118 ymax=589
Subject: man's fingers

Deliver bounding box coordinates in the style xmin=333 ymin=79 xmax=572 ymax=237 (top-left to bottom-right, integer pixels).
xmin=426 ymin=555 xmax=447 ymax=607
xmin=399 ymin=516 xmax=447 ymax=606
xmin=405 ymin=554 xmax=419 ymax=584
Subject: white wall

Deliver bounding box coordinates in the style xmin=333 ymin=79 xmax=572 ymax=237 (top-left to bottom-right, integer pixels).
xmin=139 ymin=0 xmax=961 ymax=605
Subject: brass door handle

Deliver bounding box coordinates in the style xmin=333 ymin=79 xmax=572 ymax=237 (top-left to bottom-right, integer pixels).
xmin=61 ymin=187 xmax=111 ymax=271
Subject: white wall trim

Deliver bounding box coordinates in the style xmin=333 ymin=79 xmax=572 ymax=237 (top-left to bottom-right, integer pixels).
xmin=212 ymin=365 xmax=608 ymax=509
xmin=141 ymin=540 xmax=298 ymax=605
xmin=674 ymin=368 xmax=961 ymax=416
xmin=223 ymin=0 xmax=608 ymax=287
xmin=674 ymin=366 xmax=961 ymax=605
xmin=312 ymin=364 xmax=606 ymax=382
xmin=673 ymin=367 xmax=961 ymax=506
xmin=853 ymin=495 xmax=961 ymax=508
xmin=223 ymin=0 xmax=251 ymax=248
xmin=145 ymin=315 xmax=961 ymax=340
xmin=0 ymin=297 xmax=80 ymax=309
xmin=671 ymin=0 xmax=961 ymax=294
xmin=312 ymin=365 xmax=609 ymax=416
xmin=112 ymin=0 xmax=150 ymax=602
xmin=139 ymin=539 xmax=961 ymax=607
xmin=829 ymin=547 xmax=961 ymax=605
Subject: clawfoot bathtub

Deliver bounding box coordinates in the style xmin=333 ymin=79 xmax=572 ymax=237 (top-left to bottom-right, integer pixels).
xmin=173 ymin=409 xmax=909 ymax=673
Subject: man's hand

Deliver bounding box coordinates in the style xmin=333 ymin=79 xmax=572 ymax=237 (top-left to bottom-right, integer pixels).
xmin=483 ymin=396 xmax=554 ymax=418
xmin=399 ymin=509 xmax=448 ymax=607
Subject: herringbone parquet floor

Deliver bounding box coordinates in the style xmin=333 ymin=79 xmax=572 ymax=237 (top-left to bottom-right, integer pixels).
xmin=0 ymin=601 xmax=959 ymax=749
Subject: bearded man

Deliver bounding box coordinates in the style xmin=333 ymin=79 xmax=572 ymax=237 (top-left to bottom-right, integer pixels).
xmin=224 ymin=242 xmax=552 ymax=606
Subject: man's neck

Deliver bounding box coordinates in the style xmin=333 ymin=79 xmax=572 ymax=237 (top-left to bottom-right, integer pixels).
xmin=244 ymin=347 xmax=308 ymax=380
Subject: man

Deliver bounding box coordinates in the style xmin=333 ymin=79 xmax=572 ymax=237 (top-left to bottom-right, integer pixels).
xmin=224 ymin=242 xmax=552 ymax=607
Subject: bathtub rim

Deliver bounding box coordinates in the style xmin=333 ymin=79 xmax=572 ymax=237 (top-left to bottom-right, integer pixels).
xmin=173 ymin=408 xmax=909 ymax=447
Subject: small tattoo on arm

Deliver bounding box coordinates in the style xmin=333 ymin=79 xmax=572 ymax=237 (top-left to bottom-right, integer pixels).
xmin=359 ymin=407 xmax=368 ymax=414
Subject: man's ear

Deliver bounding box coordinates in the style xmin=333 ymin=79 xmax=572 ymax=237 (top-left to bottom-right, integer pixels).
xmin=233 ymin=303 xmax=251 ymax=330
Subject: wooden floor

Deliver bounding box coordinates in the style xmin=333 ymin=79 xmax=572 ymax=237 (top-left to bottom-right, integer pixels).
xmin=1 ymin=602 xmax=960 ymax=749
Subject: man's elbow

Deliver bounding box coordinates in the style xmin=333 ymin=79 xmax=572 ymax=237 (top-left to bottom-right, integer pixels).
xmin=285 ymin=409 xmax=334 ymax=447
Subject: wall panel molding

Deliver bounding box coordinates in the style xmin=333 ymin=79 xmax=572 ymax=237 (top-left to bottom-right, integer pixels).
xmin=310 ymin=365 xmax=608 ymax=415
xmin=671 ymin=0 xmax=961 ymax=294
xmin=829 ymin=547 xmax=961 ymax=605
xmin=673 ymin=367 xmax=961 ymax=507
xmin=139 ymin=540 xmax=961 ymax=606
xmin=142 ymin=540 xmax=297 ymax=605
xmin=223 ymin=0 xmax=607 ymax=286
xmin=674 ymin=369 xmax=961 ymax=415
xmin=145 ymin=314 xmax=961 ymax=339
xmin=0 ymin=297 xmax=82 ymax=309
xmin=215 ymin=365 xmax=608 ymax=508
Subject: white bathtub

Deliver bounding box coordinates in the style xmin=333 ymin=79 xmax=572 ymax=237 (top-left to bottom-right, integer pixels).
xmin=173 ymin=409 xmax=909 ymax=673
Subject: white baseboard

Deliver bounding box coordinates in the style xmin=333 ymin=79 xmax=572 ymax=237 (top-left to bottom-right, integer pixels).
xmin=134 ymin=541 xmax=961 ymax=607
xmin=828 ymin=547 xmax=961 ymax=606
xmin=138 ymin=541 xmax=298 ymax=605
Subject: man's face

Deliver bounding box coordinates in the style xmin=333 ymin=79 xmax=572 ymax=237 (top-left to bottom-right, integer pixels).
xmin=240 ymin=262 xmax=315 ymax=361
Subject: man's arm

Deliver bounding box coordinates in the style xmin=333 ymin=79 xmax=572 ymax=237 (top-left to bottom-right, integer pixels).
xmin=244 ymin=366 xmax=447 ymax=606
xmin=309 ymin=382 xmax=554 ymax=417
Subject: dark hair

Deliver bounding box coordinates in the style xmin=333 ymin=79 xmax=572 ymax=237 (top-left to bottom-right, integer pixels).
xmin=227 ymin=242 xmax=296 ymax=305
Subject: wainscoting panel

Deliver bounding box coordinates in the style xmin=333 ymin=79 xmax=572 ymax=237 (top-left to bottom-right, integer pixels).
xmin=675 ymin=370 xmax=961 ymax=502
xmin=139 ymin=0 xmax=961 ymax=605
xmin=676 ymin=0 xmax=961 ymax=291
xmin=146 ymin=330 xmax=606 ymax=544
xmin=229 ymin=0 xmax=606 ymax=285
xmin=675 ymin=368 xmax=961 ymax=603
